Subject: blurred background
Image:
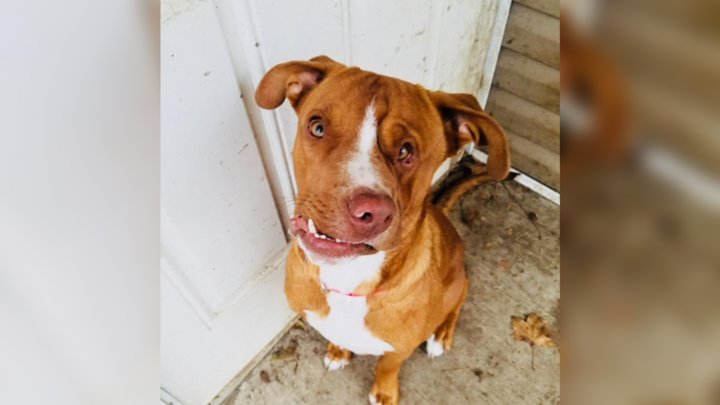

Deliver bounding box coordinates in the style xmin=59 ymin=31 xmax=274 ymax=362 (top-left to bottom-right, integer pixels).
xmin=561 ymin=0 xmax=720 ymax=403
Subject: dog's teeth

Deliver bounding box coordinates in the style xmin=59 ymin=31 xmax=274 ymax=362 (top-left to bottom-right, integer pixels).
xmin=308 ymin=219 xmax=317 ymax=235
xmin=306 ymin=219 xmax=342 ymax=242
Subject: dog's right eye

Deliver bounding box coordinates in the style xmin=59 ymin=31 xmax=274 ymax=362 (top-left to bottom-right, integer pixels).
xmin=308 ymin=118 xmax=325 ymax=138
xmin=398 ymin=144 xmax=411 ymax=160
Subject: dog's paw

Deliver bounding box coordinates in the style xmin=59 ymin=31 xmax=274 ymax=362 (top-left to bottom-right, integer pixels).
xmin=324 ymin=343 xmax=352 ymax=371
xmin=323 ymin=354 xmax=349 ymax=371
xmin=368 ymin=392 xmax=398 ymax=405
xmin=425 ymin=334 xmax=445 ymax=358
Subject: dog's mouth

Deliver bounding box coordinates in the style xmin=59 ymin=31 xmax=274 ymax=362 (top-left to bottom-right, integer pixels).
xmin=290 ymin=216 xmax=376 ymax=259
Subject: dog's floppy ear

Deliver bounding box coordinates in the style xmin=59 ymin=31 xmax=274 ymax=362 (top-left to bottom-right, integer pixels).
xmin=429 ymin=91 xmax=511 ymax=181
xmin=255 ymin=55 xmax=344 ymax=110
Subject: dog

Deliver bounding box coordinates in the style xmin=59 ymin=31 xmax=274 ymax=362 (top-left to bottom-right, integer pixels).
xmin=256 ymin=55 xmax=510 ymax=404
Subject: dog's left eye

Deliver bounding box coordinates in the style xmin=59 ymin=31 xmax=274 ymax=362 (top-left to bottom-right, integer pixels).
xmin=308 ymin=118 xmax=325 ymax=138
xmin=398 ymin=143 xmax=413 ymax=161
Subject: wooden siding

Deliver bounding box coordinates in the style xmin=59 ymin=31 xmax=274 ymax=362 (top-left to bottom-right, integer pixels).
xmin=487 ymin=1 xmax=560 ymax=189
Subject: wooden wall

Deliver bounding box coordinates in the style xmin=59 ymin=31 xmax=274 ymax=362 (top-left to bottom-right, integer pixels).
xmin=486 ymin=0 xmax=560 ymax=189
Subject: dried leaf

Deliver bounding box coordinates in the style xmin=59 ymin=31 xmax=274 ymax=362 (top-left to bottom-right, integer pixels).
xmin=292 ymin=319 xmax=306 ymax=330
xmin=484 ymin=194 xmax=495 ymax=207
xmin=461 ymin=207 xmax=479 ymax=225
xmin=511 ymin=313 xmax=556 ymax=371
xmin=511 ymin=313 xmax=556 ymax=348
xmin=259 ymin=370 xmax=271 ymax=383
xmin=271 ymin=340 xmax=298 ymax=361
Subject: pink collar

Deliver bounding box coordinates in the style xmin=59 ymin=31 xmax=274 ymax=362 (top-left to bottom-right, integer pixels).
xmin=321 ymin=282 xmax=382 ymax=297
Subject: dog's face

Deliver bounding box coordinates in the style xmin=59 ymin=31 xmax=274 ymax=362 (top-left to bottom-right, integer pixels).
xmin=256 ymin=56 xmax=509 ymax=261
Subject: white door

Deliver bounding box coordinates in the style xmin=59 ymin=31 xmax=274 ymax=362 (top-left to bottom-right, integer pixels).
xmin=161 ymin=0 xmax=510 ymax=404
xmin=160 ymin=2 xmax=292 ymax=404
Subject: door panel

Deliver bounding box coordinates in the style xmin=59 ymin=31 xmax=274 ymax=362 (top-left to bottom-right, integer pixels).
xmin=161 ymin=1 xmax=290 ymax=403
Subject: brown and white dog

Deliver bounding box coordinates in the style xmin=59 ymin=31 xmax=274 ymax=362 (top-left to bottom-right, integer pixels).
xmin=256 ymin=55 xmax=510 ymax=404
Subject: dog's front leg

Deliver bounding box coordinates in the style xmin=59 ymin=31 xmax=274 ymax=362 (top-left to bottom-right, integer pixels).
xmin=369 ymin=350 xmax=412 ymax=405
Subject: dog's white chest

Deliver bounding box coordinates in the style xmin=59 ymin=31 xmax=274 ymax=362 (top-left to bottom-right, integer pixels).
xmin=305 ymin=294 xmax=393 ymax=355
xmin=300 ymin=250 xmax=394 ymax=355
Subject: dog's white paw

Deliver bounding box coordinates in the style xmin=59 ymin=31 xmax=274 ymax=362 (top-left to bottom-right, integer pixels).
xmin=425 ymin=334 xmax=445 ymax=358
xmin=368 ymin=393 xmax=380 ymax=405
xmin=323 ymin=354 xmax=349 ymax=371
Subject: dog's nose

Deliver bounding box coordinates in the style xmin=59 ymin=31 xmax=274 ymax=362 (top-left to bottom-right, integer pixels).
xmin=347 ymin=192 xmax=395 ymax=239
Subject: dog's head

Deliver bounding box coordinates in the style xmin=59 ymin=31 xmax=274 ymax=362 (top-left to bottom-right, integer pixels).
xmin=256 ymin=55 xmax=509 ymax=262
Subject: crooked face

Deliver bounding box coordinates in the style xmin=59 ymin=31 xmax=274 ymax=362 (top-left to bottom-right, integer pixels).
xmin=289 ymin=71 xmax=447 ymax=262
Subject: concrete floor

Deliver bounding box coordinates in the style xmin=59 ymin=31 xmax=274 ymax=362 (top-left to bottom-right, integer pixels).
xmin=225 ymin=180 xmax=560 ymax=404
